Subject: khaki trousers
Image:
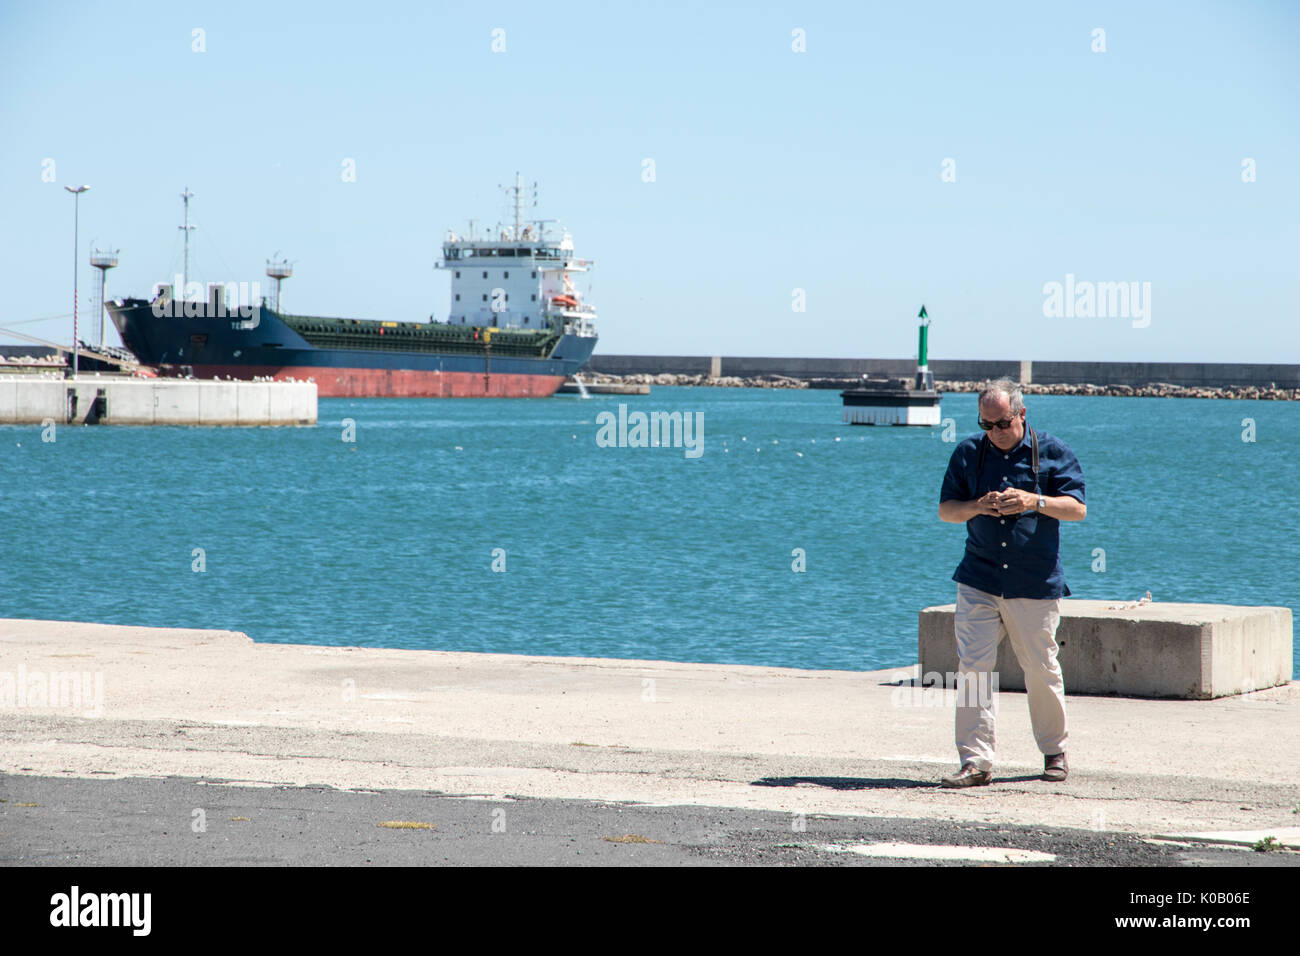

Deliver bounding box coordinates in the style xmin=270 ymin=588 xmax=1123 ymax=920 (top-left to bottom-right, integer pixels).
xmin=954 ymin=583 xmax=1068 ymax=771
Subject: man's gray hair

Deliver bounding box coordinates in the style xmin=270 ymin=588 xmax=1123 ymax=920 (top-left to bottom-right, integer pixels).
xmin=978 ymin=378 xmax=1025 ymax=414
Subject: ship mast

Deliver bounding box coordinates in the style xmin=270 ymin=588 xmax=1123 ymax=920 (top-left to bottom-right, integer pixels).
xmin=501 ymin=172 xmax=537 ymax=240
xmin=178 ymin=187 xmax=196 ymax=296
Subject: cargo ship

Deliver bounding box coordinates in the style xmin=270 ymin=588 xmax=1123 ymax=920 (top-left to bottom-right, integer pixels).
xmin=106 ymin=177 xmax=598 ymax=397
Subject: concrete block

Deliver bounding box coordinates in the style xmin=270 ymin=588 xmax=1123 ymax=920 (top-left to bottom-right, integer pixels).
xmin=918 ymin=600 xmax=1293 ymax=699
xmin=0 ymin=379 xmax=20 ymax=422
xmin=198 ymin=382 xmax=240 ymax=425
xmin=105 ymin=381 xmax=155 ymax=424
xmin=152 ymin=381 xmax=200 ymax=424
xmin=14 ymin=379 xmax=59 ymax=423
xmin=268 ymin=382 xmax=316 ymax=424
xmin=236 ymin=383 xmax=271 ymax=425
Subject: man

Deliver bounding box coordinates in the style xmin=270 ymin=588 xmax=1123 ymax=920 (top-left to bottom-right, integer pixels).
xmin=937 ymin=378 xmax=1086 ymax=787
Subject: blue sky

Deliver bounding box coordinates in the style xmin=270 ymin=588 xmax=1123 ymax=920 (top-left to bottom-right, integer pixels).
xmin=2 ymin=0 xmax=1297 ymax=362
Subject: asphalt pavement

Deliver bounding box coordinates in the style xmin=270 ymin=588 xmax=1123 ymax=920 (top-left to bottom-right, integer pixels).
xmin=5 ymin=771 xmax=1294 ymax=867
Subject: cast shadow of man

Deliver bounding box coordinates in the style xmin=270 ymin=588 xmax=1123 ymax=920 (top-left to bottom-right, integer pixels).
xmin=752 ymin=771 xmax=1043 ymax=790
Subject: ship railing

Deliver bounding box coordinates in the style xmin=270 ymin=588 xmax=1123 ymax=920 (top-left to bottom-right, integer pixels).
xmin=561 ymin=318 xmax=597 ymax=337
xmin=543 ymin=302 xmax=597 ymax=317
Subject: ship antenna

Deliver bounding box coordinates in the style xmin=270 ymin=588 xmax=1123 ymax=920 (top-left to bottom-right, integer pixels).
xmin=179 ymin=187 xmax=196 ymax=296
xmin=514 ymin=172 xmax=522 ymax=240
xmin=499 ymin=172 xmax=539 ymax=241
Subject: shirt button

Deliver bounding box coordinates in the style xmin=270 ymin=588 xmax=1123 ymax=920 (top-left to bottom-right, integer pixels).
xmin=1002 ymin=563 xmax=1008 ymax=569
xmin=1001 ymin=541 xmax=1007 ymax=547
xmin=1003 ymin=476 xmax=1009 ymax=482
xmin=1003 ymin=454 xmax=1008 ymax=459
xmin=1000 ymin=519 xmax=1006 ymax=525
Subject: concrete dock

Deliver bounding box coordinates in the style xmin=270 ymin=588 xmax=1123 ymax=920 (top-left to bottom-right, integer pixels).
xmin=0 ymin=375 xmax=316 ymax=426
xmin=2 ymin=618 xmax=1297 ymax=854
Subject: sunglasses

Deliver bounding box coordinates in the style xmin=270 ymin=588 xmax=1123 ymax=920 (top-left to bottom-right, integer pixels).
xmin=978 ymin=416 xmax=1018 ymax=431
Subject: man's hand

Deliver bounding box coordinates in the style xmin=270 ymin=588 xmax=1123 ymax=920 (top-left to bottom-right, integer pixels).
xmin=940 ymin=490 xmax=1039 ymax=523
xmin=993 ymin=488 xmax=1036 ymax=515
xmin=940 ymin=494 xmax=998 ymax=522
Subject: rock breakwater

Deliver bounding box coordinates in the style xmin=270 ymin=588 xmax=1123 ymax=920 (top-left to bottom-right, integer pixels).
xmin=582 ymin=372 xmax=1299 ymax=400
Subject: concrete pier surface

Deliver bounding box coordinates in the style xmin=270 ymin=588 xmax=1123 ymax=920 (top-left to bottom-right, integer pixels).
xmin=1 ymin=619 xmax=1297 ymax=848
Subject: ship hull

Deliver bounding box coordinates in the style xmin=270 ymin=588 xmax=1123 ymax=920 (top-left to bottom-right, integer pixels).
xmin=107 ymin=300 xmax=595 ymax=398
xmin=180 ymin=364 xmax=565 ymax=398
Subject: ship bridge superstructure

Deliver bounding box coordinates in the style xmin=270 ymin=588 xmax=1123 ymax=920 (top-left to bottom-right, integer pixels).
xmin=436 ymin=174 xmax=597 ymax=339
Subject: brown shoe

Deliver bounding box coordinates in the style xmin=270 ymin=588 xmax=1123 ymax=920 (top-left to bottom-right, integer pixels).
xmin=1043 ymin=752 xmax=1068 ymax=781
xmin=941 ymin=763 xmax=993 ymax=788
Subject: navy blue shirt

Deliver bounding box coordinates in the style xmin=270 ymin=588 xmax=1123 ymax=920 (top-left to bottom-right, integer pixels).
xmin=939 ymin=427 xmax=1085 ymax=599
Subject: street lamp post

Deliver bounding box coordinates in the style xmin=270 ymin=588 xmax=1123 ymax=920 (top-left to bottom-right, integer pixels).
xmin=64 ymin=184 xmax=90 ymax=379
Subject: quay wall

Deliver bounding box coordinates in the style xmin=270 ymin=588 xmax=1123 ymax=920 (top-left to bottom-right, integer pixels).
xmin=0 ymin=376 xmax=317 ymax=426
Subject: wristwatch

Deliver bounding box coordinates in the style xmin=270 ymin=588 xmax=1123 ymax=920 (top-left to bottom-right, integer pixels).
xmin=1037 ymin=494 xmax=1046 ymax=512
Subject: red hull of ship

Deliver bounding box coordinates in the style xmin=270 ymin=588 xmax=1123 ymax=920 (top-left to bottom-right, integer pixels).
xmin=176 ymin=365 xmax=567 ymax=398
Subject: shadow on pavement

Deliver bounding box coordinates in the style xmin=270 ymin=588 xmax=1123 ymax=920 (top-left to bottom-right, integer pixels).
xmin=752 ymin=776 xmax=936 ymax=791
xmin=752 ymin=773 xmax=1051 ymax=790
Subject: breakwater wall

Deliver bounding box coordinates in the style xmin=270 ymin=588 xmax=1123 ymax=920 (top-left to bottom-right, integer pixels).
xmin=586 ymin=355 xmax=1300 ymax=389
xmin=0 ymin=376 xmax=317 ymax=426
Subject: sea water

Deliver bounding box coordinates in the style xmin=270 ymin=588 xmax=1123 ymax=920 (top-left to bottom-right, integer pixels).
xmin=2 ymin=387 xmax=1295 ymax=672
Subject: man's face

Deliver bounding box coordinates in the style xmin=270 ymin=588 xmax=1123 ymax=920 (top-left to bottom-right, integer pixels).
xmin=979 ymin=394 xmax=1025 ymax=452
